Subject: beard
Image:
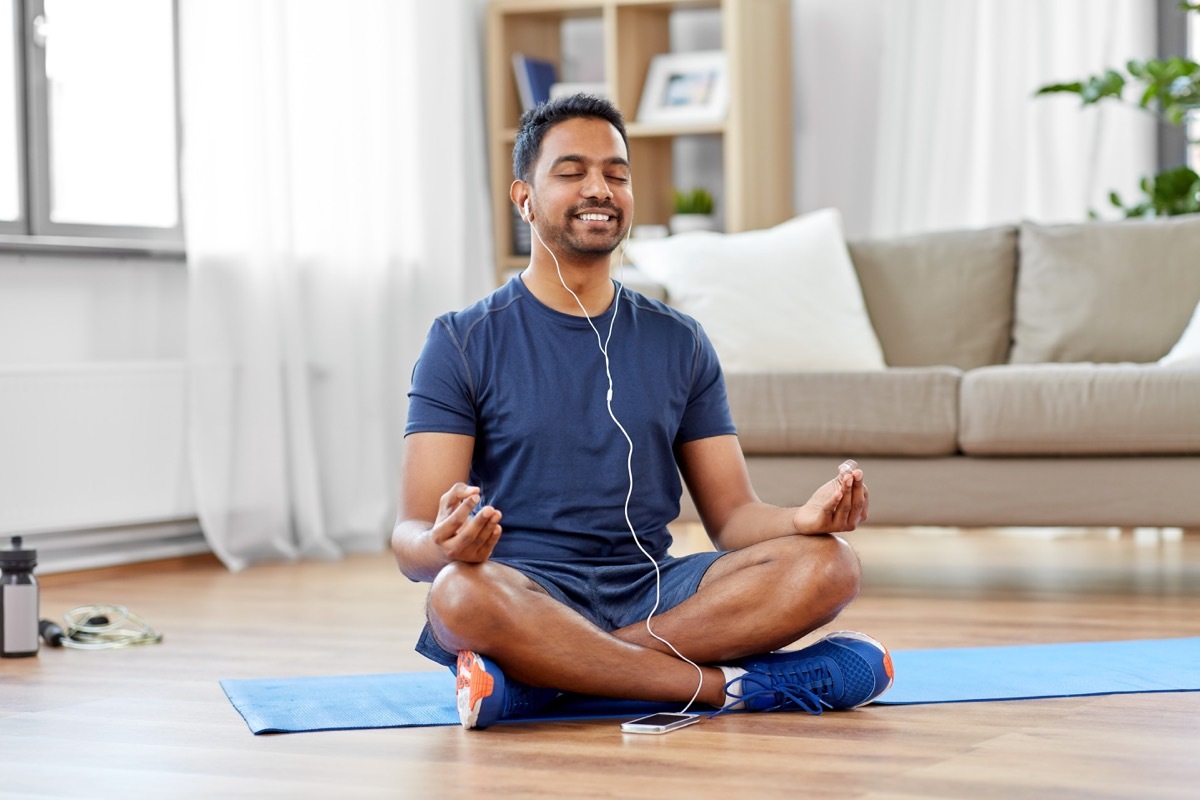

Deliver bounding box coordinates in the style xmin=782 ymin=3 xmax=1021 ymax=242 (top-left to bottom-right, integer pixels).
xmin=540 ymin=202 xmax=629 ymax=257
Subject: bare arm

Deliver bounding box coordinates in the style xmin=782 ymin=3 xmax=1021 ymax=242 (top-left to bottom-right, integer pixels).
xmin=676 ymin=435 xmax=869 ymax=552
xmin=391 ymin=432 xmax=503 ymax=583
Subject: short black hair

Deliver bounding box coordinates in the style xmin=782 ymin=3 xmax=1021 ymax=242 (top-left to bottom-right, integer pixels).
xmin=512 ymin=94 xmax=630 ymax=184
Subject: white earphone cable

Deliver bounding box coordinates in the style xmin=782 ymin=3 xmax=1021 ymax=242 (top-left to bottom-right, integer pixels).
xmin=527 ymin=207 xmax=705 ymax=713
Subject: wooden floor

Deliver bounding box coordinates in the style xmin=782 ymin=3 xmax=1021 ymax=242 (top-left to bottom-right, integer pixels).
xmin=5 ymin=525 xmax=1199 ymax=799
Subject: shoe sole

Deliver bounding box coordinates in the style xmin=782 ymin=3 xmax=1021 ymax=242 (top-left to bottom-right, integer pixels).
xmin=823 ymin=630 xmax=895 ymax=707
xmin=456 ymin=650 xmax=496 ymax=729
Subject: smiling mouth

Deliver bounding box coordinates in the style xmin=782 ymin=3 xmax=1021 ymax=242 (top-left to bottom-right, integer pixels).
xmin=575 ymin=211 xmax=614 ymax=223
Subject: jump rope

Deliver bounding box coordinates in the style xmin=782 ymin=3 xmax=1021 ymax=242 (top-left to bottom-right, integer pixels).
xmin=523 ymin=196 xmax=707 ymax=714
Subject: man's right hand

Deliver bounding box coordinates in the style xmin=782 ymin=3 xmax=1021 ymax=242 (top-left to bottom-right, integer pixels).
xmin=431 ymin=483 xmax=502 ymax=563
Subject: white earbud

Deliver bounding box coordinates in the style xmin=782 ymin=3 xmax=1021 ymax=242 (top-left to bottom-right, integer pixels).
xmin=523 ymin=198 xmax=531 ymax=222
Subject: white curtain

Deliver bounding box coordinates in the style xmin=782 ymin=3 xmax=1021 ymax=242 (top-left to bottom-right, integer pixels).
xmin=795 ymin=0 xmax=1158 ymax=238
xmin=869 ymin=0 xmax=1157 ymax=237
xmin=179 ymin=1 xmax=491 ymax=570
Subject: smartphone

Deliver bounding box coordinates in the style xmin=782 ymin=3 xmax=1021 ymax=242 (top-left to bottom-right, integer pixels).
xmin=620 ymin=712 xmax=702 ymax=735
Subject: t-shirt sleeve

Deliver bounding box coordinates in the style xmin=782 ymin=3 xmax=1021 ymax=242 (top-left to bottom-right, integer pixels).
xmin=675 ymin=322 xmax=737 ymax=445
xmin=405 ymin=318 xmax=477 ymax=437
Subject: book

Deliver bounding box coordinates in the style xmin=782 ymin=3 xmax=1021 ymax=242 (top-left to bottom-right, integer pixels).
xmin=512 ymin=54 xmax=558 ymax=112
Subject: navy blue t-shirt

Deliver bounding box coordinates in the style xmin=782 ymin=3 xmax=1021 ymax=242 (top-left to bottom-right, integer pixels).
xmin=405 ymin=276 xmax=736 ymax=564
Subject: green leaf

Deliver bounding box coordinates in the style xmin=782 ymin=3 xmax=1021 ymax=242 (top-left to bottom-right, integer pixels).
xmin=1034 ymin=81 xmax=1083 ymax=96
xmin=1139 ymin=83 xmax=1159 ymax=109
xmin=672 ymin=187 xmax=714 ymax=215
xmin=1080 ymin=70 xmax=1125 ymax=104
xmin=1169 ymin=75 xmax=1200 ymax=104
xmin=1123 ymin=166 xmax=1200 ymax=217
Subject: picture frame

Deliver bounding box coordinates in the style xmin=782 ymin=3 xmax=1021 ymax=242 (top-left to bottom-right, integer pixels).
xmin=636 ymin=51 xmax=729 ymax=125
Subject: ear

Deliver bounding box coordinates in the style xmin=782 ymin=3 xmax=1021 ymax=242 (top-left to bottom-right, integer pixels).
xmin=510 ymin=181 xmax=531 ymax=221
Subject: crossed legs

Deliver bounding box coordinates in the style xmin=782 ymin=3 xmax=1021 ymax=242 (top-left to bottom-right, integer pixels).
xmin=425 ymin=533 xmax=861 ymax=709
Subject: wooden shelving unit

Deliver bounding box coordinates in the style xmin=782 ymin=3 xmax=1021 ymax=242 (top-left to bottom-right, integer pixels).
xmin=485 ymin=0 xmax=794 ymax=284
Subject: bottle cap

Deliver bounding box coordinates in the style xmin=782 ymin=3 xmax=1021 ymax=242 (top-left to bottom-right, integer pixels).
xmin=0 ymin=537 xmax=37 ymax=570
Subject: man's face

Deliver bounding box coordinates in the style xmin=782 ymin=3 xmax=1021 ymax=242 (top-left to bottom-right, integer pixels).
xmin=527 ymin=117 xmax=633 ymax=258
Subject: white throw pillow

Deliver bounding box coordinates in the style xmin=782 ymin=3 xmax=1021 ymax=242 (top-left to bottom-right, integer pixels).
xmin=625 ymin=208 xmax=885 ymax=372
xmin=1158 ymin=299 xmax=1200 ymax=366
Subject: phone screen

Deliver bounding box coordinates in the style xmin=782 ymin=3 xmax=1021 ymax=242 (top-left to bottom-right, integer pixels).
xmin=620 ymin=712 xmax=702 ymax=734
xmin=629 ymin=713 xmax=695 ymax=727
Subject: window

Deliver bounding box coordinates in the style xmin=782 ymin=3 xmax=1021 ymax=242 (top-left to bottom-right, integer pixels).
xmin=1 ymin=0 xmax=181 ymax=249
xmin=1 ymin=0 xmax=21 ymax=227
xmin=1191 ymin=8 xmax=1200 ymax=173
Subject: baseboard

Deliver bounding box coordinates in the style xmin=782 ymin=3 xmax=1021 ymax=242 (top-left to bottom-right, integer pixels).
xmin=20 ymin=517 xmax=209 ymax=575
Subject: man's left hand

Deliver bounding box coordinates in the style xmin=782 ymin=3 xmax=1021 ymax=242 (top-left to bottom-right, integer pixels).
xmin=793 ymin=460 xmax=869 ymax=534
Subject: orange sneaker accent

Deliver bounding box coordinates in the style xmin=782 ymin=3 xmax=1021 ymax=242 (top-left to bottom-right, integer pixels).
xmin=883 ymin=650 xmax=895 ymax=681
xmin=457 ymin=651 xmax=495 ymax=711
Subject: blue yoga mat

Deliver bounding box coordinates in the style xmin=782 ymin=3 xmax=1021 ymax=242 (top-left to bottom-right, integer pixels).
xmin=220 ymin=671 xmax=671 ymax=734
xmin=875 ymin=636 xmax=1200 ymax=705
xmin=220 ymin=637 xmax=1200 ymax=734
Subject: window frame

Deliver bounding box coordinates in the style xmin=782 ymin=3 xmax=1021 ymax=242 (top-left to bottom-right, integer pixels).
xmin=1157 ymin=0 xmax=1199 ymax=174
xmin=0 ymin=0 xmax=26 ymax=236
xmin=0 ymin=0 xmax=184 ymax=256
xmin=1190 ymin=6 xmax=1200 ymax=173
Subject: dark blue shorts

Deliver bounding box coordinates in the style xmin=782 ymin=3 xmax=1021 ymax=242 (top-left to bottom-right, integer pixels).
xmin=415 ymin=550 xmax=728 ymax=668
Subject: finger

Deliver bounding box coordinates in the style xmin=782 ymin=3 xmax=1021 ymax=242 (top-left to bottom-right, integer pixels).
xmin=848 ymin=476 xmax=866 ymax=528
xmin=467 ymin=520 xmax=503 ymax=562
xmin=451 ymin=493 xmax=481 ymax=523
xmin=431 ymin=496 xmax=479 ymax=549
xmin=451 ymin=505 xmax=500 ymax=548
xmin=440 ymin=489 xmax=487 ymax=530
xmin=841 ymin=472 xmax=864 ymax=528
xmin=438 ymin=482 xmax=478 ymax=516
xmin=838 ymin=489 xmax=854 ymax=530
xmin=823 ymin=482 xmax=848 ymax=530
xmin=453 ymin=510 xmax=503 ymax=562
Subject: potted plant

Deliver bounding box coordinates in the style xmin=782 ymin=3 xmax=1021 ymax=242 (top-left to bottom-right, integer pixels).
xmin=670 ymin=187 xmax=717 ymax=234
xmin=1034 ymin=1 xmax=1200 ymax=217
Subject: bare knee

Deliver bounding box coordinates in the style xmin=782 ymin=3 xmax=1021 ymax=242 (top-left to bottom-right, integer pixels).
xmin=426 ymin=561 xmax=533 ymax=652
xmin=771 ymin=534 xmax=861 ymax=616
xmin=428 ymin=561 xmax=491 ymax=632
xmin=811 ymin=534 xmax=862 ymax=607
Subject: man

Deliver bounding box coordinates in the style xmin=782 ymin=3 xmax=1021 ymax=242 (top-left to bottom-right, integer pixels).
xmin=392 ymin=94 xmax=892 ymax=730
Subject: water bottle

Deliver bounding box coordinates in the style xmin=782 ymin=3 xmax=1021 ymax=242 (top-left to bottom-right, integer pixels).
xmin=1 ymin=536 xmax=39 ymax=658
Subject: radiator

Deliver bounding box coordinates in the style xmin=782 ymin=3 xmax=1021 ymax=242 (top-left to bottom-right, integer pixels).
xmin=0 ymin=362 xmax=207 ymax=573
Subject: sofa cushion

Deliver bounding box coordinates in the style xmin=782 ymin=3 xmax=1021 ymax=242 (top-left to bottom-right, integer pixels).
xmin=1159 ymin=299 xmax=1200 ymax=366
xmin=726 ymin=368 xmax=961 ymax=456
xmin=625 ymin=209 xmax=886 ymax=373
xmin=848 ymin=225 xmax=1017 ymax=370
xmin=1011 ymin=216 xmax=1200 ymax=364
xmin=959 ymin=363 xmax=1200 ymax=455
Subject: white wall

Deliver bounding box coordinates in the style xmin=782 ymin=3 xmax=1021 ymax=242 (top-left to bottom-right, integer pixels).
xmin=0 ymin=251 xmax=199 ymax=572
xmin=792 ymin=1 xmax=887 ymax=237
xmin=0 ymin=252 xmax=187 ymax=363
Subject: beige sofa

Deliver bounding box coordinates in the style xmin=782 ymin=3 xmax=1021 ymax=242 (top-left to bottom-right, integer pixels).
xmin=659 ymin=216 xmax=1200 ymax=529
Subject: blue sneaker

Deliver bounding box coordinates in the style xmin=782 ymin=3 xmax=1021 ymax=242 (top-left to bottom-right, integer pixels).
xmin=455 ymin=650 xmax=559 ymax=729
xmin=727 ymin=631 xmax=894 ymax=714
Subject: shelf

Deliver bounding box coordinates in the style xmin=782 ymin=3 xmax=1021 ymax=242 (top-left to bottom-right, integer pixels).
xmin=486 ymin=0 xmax=794 ymax=285
xmin=626 ymin=121 xmax=725 ymax=138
